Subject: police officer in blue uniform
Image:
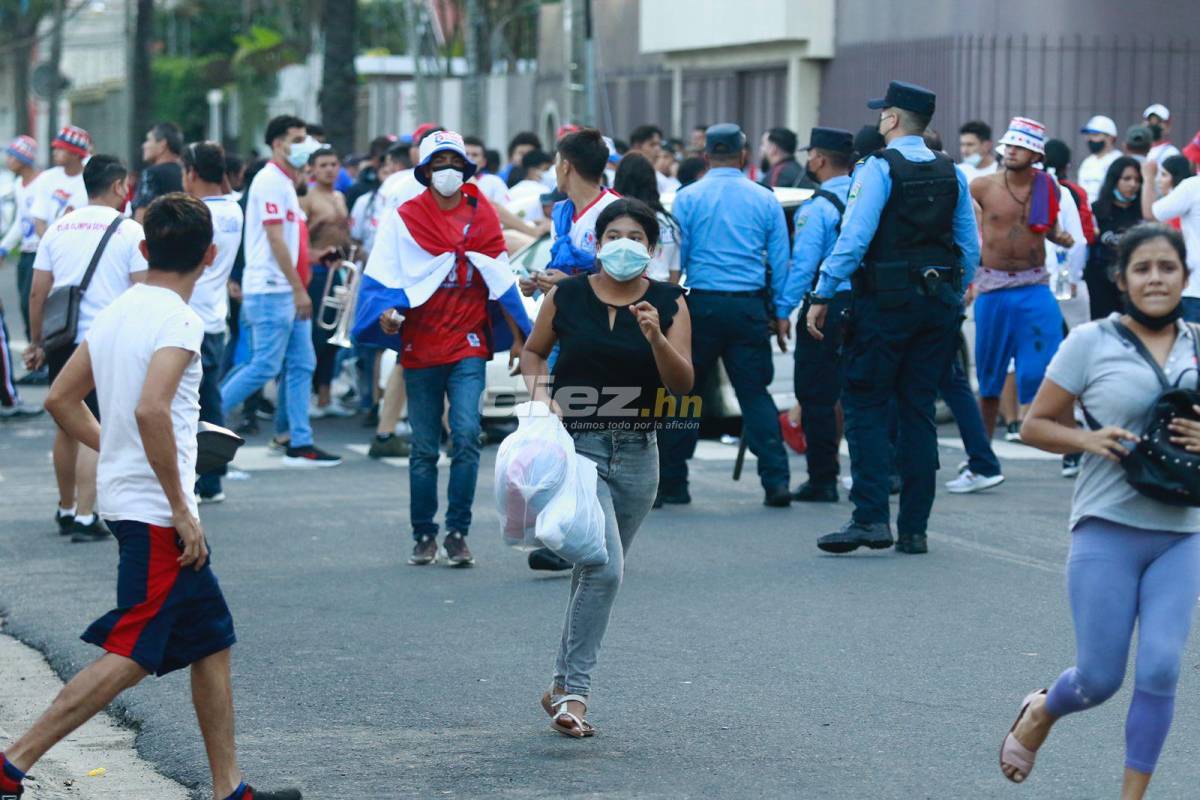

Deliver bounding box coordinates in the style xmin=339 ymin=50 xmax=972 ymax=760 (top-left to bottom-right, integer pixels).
xmin=658 ymin=123 xmax=794 ymax=507
xmin=775 ymin=127 xmax=855 ymax=503
xmin=805 ymin=81 xmax=980 ymax=554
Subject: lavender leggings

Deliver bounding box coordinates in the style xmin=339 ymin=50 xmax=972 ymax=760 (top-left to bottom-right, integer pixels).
xmin=1044 ymin=517 xmax=1200 ymax=773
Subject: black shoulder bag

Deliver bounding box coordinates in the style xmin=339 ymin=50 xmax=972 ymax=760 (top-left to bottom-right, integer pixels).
xmin=1081 ymin=320 xmax=1200 ymax=507
xmin=42 ymin=214 xmax=126 ymax=353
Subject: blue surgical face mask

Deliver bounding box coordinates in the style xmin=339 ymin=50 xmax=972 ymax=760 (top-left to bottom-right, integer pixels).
xmin=1114 ymin=187 xmax=1137 ymax=204
xmin=597 ymin=237 xmax=651 ymax=281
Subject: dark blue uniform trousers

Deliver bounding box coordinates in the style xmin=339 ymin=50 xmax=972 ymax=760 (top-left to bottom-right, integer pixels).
xmin=658 ymin=293 xmax=790 ymax=492
xmin=843 ymin=286 xmax=961 ymax=535
xmin=793 ymin=291 xmax=851 ymax=487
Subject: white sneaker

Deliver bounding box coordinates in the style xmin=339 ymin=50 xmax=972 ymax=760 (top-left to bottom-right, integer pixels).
xmin=394 ymin=420 xmax=412 ymax=438
xmin=945 ymin=470 xmax=1005 ymax=494
xmin=308 ymin=403 xmax=328 ymax=419
xmin=198 ymin=491 xmax=226 ymax=505
xmin=318 ymin=403 xmax=355 ymax=418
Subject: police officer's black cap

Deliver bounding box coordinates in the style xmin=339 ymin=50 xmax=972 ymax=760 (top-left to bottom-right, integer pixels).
xmin=800 ymin=127 xmax=854 ymax=155
xmin=705 ymin=123 xmax=747 ymax=155
xmin=866 ymin=80 xmax=936 ymax=116
xmin=853 ymin=125 xmax=885 ymax=158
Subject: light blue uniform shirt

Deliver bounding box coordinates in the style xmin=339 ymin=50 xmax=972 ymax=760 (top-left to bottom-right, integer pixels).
xmin=776 ymin=174 xmax=852 ymax=317
xmin=814 ymin=135 xmax=979 ymax=299
xmin=674 ymin=167 xmax=790 ymax=298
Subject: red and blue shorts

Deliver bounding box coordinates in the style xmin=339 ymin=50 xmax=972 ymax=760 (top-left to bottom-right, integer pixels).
xmin=81 ymin=520 xmax=236 ymax=676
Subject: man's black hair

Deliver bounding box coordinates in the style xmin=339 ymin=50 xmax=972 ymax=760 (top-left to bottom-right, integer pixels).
xmin=463 ymin=135 xmax=486 ymax=149
xmin=224 ymin=153 xmax=244 ymax=179
xmin=1043 ymin=139 xmax=1071 ymax=174
xmin=264 ymin=114 xmax=306 ymax=147
xmin=485 ymin=148 xmax=501 ymax=173
xmin=83 ymin=154 xmax=128 ymax=198
xmin=520 ymin=149 xmax=553 ymax=170
xmin=595 ymin=197 xmax=661 ymax=250
xmin=766 ymin=127 xmax=798 ymax=157
xmin=368 ymin=135 xmax=394 ymax=160
xmin=811 ymin=147 xmax=851 ymax=171
xmin=922 ymin=128 xmax=944 ymax=152
xmin=306 ymin=123 xmax=326 ymax=140
xmin=677 ymin=156 xmax=708 ymax=187
xmin=385 ymin=142 xmax=412 ymax=168
xmin=629 ymin=125 xmax=664 ymax=148
xmin=507 ymin=131 xmax=542 ymax=157
xmin=959 ymin=120 xmax=993 ymax=142
xmin=143 ymin=192 xmax=214 ymax=274
xmin=309 ymin=146 xmax=338 ymax=166
xmin=150 ymin=122 xmax=184 ymax=156
xmin=182 ymin=141 xmax=226 ymax=184
xmin=557 ymin=128 xmax=609 ymax=183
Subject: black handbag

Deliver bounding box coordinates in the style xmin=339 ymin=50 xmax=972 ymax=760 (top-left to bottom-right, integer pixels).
xmin=1081 ymin=320 xmax=1200 ymax=507
xmin=42 ymin=214 xmax=126 ymax=353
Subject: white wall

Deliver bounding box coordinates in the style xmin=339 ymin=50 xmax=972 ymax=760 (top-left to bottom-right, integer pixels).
xmin=640 ymin=0 xmax=834 ymax=58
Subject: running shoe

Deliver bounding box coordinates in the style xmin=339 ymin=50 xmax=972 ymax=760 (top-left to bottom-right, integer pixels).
xmin=1004 ymin=421 xmax=1022 ymax=442
xmin=55 ymin=508 xmax=74 ymax=535
xmin=442 ymin=531 xmax=475 ymax=567
xmin=70 ymin=517 xmax=111 ymax=543
xmin=368 ymin=434 xmax=411 ymax=458
xmin=198 ymin=492 xmax=226 ymax=505
xmin=282 ymin=445 xmax=342 ymax=467
xmin=409 ymin=535 xmax=438 ymax=565
xmin=1061 ymin=453 xmax=1081 ymax=478
xmin=243 ymin=787 xmax=302 ymax=800
xmin=318 ymin=402 xmax=356 ymax=418
xmin=254 ymin=398 xmax=276 ymax=420
xmin=945 ymin=470 xmax=1005 ymax=494
xmin=0 ymin=402 xmax=43 ymax=419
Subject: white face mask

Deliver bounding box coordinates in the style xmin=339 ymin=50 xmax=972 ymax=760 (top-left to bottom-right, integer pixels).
xmin=430 ymin=167 xmax=464 ymax=197
xmin=962 ymin=152 xmax=982 ymax=168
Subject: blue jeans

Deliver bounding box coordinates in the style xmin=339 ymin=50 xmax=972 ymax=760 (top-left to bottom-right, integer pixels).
xmin=939 ymin=354 xmax=1001 ymax=478
xmin=555 ymin=429 xmax=658 ymax=696
xmin=196 ymin=332 xmax=226 ymax=497
xmin=404 ymin=357 xmax=486 ymax=539
xmin=219 ymin=292 xmax=315 ymax=447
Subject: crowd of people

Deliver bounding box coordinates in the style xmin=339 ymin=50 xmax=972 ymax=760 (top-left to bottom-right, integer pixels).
xmin=2 ymin=81 xmax=1200 ymax=798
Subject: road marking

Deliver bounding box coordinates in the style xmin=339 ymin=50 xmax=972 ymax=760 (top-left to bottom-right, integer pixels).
xmin=928 ymin=530 xmax=1062 ymax=573
xmin=345 ymin=444 xmax=450 ymax=467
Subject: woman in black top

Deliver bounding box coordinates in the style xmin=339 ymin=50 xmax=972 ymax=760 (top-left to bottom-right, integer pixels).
xmin=520 ymin=198 xmax=693 ymax=738
xmin=1086 ymin=156 xmax=1144 ymax=319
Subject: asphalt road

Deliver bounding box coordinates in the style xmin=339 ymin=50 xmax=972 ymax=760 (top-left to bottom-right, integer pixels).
xmin=4 ymin=385 xmax=1200 ymax=800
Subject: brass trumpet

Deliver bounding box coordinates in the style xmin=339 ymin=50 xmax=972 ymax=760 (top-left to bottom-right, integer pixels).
xmin=316 ymin=247 xmax=361 ymax=349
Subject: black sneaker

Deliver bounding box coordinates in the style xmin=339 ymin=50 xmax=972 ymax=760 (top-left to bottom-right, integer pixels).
xmin=244 ymin=787 xmax=302 ymax=800
xmin=70 ymin=517 xmax=112 ymax=543
xmin=792 ymin=481 xmax=838 ymax=502
xmin=763 ymin=485 xmax=792 ymax=507
xmin=896 ymin=533 xmax=928 ymax=554
xmin=282 ymin=445 xmax=342 ymax=468
xmin=55 ymin=509 xmax=75 ymax=535
xmin=657 ymin=485 xmax=691 ymax=505
xmin=816 ymin=521 xmax=894 ymax=554
xmin=1061 ymin=453 xmax=1081 ymax=478
xmin=368 ymin=434 xmax=411 ymax=458
xmin=528 ymin=547 xmax=572 ymax=571
xmin=255 ymin=397 xmax=277 ymax=420
xmin=442 ymin=531 xmax=474 ymax=567
xmin=235 ymin=417 xmax=260 ymax=436
xmin=409 ymin=535 xmax=438 ymax=565
xmin=1005 ymin=421 xmax=1022 ymax=442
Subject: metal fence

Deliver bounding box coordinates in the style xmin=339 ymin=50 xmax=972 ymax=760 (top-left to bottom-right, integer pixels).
xmin=820 ymin=34 xmax=1200 ymax=164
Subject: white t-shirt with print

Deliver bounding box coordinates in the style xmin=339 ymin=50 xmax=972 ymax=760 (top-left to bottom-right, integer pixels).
xmin=33 ymin=205 xmax=147 ymax=342
xmin=472 ymin=173 xmax=510 ymax=207
xmin=190 ymin=196 xmax=244 ymax=333
xmin=0 ymin=173 xmax=42 ymax=253
xmin=1078 ymin=149 xmax=1122 ymax=204
xmin=1152 ymin=175 xmax=1200 ymax=298
xmin=89 ymin=283 xmax=203 ymax=526
xmin=565 ymin=189 xmax=621 ymax=259
xmin=30 ymin=166 xmax=87 ymax=226
xmin=242 ymin=161 xmax=303 ymax=295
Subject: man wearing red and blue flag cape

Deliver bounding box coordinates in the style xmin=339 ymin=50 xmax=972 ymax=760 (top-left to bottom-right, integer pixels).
xmin=353 ymin=130 xmax=532 ymax=568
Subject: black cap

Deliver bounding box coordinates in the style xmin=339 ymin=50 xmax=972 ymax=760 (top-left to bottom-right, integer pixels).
xmin=853 ymin=125 xmax=886 ymax=159
xmin=801 ymin=127 xmax=854 ymax=155
xmin=1125 ymin=125 xmax=1154 ymax=149
xmin=867 ymin=80 xmax=936 ymax=116
xmin=705 ymin=123 xmax=747 ymax=155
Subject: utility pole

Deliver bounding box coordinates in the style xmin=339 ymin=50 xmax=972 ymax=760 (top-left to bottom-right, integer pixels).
xmin=46 ymin=0 xmax=64 ymax=146
xmin=409 ymin=0 xmax=431 ymax=123
xmin=130 ymin=0 xmax=154 ymax=167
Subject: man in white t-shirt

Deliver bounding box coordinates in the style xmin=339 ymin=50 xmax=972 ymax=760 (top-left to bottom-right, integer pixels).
xmin=31 ymin=125 xmax=90 ymax=238
xmin=1 ymin=135 xmax=43 ymax=341
xmin=11 ymin=194 xmax=301 ymax=800
xmin=462 ymin=135 xmax=545 ymax=239
xmin=1142 ymin=162 xmax=1200 ymax=321
xmin=218 ymin=115 xmax=341 ymax=467
xmin=1077 ymin=115 xmax=1122 ymax=204
xmin=1144 ymin=103 xmax=1182 ymax=166
xmin=184 ymin=141 xmax=244 ymax=502
xmin=25 ymin=155 xmax=148 ymax=543
xmin=957 ymin=120 xmax=999 ymax=183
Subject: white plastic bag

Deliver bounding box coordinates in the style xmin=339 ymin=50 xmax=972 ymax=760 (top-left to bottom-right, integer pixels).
xmin=494 ymin=401 xmax=607 ymax=566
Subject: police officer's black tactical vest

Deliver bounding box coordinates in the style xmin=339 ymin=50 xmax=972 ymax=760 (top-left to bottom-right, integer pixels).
xmin=864 ymin=149 xmax=959 ymax=269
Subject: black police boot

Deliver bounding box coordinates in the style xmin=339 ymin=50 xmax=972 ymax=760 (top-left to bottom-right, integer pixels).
xmin=896 ymin=533 xmax=928 ymax=554
xmin=816 ymin=521 xmax=894 ymax=554
xmin=763 ymin=485 xmax=792 ymax=507
xmin=528 ymin=547 xmax=573 ymax=572
xmin=791 ymin=481 xmax=838 ymax=503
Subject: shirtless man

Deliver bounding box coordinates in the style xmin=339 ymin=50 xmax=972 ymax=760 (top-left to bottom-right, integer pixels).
xmin=301 ymin=146 xmax=353 ymax=416
xmin=970 ymin=117 xmax=1074 ymax=439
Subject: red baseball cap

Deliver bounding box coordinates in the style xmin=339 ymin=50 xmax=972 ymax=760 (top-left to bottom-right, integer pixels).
xmin=411 ymin=122 xmax=441 ymax=144
xmin=1183 ymin=129 xmax=1200 ymax=167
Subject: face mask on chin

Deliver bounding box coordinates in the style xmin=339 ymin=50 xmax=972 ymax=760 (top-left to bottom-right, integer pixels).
xmin=1126 ymin=298 xmax=1182 ymax=330
xmin=430 ymin=166 xmax=465 ymax=197
xmin=962 ymin=152 xmax=983 ymax=168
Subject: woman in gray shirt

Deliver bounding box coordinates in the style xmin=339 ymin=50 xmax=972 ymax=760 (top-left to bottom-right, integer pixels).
xmin=998 ymin=224 xmax=1200 ymax=799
